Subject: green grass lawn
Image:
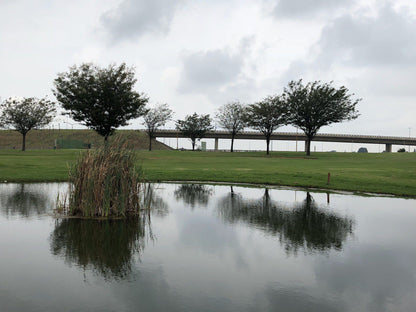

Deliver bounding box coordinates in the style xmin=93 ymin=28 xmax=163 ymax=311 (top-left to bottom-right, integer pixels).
xmin=0 ymin=149 xmax=415 ymax=197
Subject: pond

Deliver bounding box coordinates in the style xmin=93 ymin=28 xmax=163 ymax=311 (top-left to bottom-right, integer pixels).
xmin=0 ymin=183 xmax=415 ymax=312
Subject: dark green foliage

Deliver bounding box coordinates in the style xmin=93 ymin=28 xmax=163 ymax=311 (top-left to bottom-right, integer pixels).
xmin=61 ymin=144 xmax=142 ymax=218
xmin=215 ymin=101 xmax=246 ymax=152
xmin=53 ymin=63 xmax=148 ymax=141
xmin=397 ymin=148 xmax=406 ymax=153
xmin=176 ymin=113 xmax=213 ymax=150
xmin=282 ymin=80 xmax=360 ymax=156
xmin=244 ymin=96 xmax=288 ymax=155
xmin=142 ymin=103 xmax=173 ymax=151
xmin=0 ymin=97 xmax=56 ymax=151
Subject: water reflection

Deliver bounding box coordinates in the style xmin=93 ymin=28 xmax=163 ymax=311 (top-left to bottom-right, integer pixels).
xmin=0 ymin=184 xmax=53 ymax=218
xmin=174 ymin=184 xmax=213 ymax=208
xmin=1 ymin=182 xmax=416 ymax=312
xmin=50 ymin=218 xmax=147 ymax=281
xmin=217 ymin=187 xmax=354 ymax=253
xmin=141 ymin=183 xmax=169 ymax=217
xmin=314 ymin=245 xmax=416 ymax=311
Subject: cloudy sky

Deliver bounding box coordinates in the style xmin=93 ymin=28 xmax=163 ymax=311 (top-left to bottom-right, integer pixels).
xmin=1 ymin=0 xmax=415 ymax=150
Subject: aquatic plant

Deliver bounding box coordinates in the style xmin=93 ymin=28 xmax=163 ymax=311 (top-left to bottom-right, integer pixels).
xmin=60 ymin=144 xmax=142 ymax=218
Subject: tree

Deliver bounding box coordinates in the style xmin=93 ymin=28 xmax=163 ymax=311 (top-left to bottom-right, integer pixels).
xmin=244 ymin=96 xmax=288 ymax=155
xmin=53 ymin=63 xmax=148 ymax=142
xmin=215 ymin=101 xmax=246 ymax=152
xmin=142 ymin=103 xmax=173 ymax=151
xmin=176 ymin=113 xmax=213 ymax=151
xmin=282 ymin=80 xmax=360 ymax=156
xmin=0 ymin=97 xmax=56 ymax=151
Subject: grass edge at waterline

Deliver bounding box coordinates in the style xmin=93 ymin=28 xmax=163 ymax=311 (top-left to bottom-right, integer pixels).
xmin=1 ymin=150 xmax=415 ymax=197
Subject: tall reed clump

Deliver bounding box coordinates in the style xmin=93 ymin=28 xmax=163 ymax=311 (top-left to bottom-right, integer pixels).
xmin=63 ymin=144 xmax=142 ymax=218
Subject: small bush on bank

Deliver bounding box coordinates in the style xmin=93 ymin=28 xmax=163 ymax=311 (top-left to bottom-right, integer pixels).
xmin=59 ymin=144 xmax=142 ymax=218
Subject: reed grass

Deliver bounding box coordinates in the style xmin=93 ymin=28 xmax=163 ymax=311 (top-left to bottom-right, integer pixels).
xmin=61 ymin=144 xmax=142 ymax=218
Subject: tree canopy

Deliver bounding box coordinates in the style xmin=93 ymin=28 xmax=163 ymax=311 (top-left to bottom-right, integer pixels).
xmin=282 ymin=79 xmax=360 ymax=156
xmin=176 ymin=113 xmax=213 ymax=150
xmin=142 ymin=103 xmax=173 ymax=151
xmin=53 ymin=63 xmax=148 ymax=141
xmin=0 ymin=97 xmax=56 ymax=151
xmin=215 ymin=101 xmax=246 ymax=152
xmin=245 ymin=96 xmax=288 ymax=154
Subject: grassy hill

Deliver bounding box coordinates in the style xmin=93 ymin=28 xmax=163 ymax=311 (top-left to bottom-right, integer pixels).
xmin=0 ymin=129 xmax=172 ymax=150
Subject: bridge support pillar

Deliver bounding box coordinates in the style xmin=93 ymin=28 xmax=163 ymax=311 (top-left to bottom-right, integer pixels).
xmin=385 ymin=143 xmax=392 ymax=153
xmin=215 ymin=138 xmax=219 ymax=151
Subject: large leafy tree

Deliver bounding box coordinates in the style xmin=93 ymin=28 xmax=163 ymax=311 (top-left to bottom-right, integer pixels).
xmin=176 ymin=113 xmax=213 ymax=151
xmin=142 ymin=103 xmax=173 ymax=151
xmin=53 ymin=63 xmax=148 ymax=142
xmin=0 ymin=97 xmax=56 ymax=151
xmin=282 ymin=80 xmax=360 ymax=156
xmin=245 ymin=96 xmax=288 ymax=155
xmin=215 ymin=101 xmax=246 ymax=152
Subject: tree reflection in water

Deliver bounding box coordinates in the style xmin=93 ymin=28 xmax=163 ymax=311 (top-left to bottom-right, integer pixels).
xmin=0 ymin=184 xmax=52 ymax=218
xmin=50 ymin=218 xmax=147 ymax=281
xmin=217 ymin=187 xmax=354 ymax=253
xmin=49 ymin=184 xmax=166 ymax=281
xmin=141 ymin=183 xmax=169 ymax=217
xmin=174 ymin=184 xmax=213 ymax=208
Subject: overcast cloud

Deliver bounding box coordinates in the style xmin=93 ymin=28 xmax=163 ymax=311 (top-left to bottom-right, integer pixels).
xmin=0 ymin=0 xmax=415 ymax=150
xmin=271 ymin=0 xmax=355 ymax=18
xmin=316 ymin=4 xmax=416 ymax=67
xmin=101 ymin=0 xmax=183 ymax=42
xmin=178 ymin=49 xmax=244 ymax=93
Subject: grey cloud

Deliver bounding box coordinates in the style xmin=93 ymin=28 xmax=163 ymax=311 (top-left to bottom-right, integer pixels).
xmin=178 ymin=49 xmax=244 ymax=93
xmin=279 ymin=3 xmax=416 ymax=97
xmin=272 ymin=0 xmax=354 ymax=18
xmin=177 ymin=38 xmax=259 ymax=104
xmin=316 ymin=4 xmax=416 ymax=67
xmin=100 ymin=0 xmax=182 ymax=42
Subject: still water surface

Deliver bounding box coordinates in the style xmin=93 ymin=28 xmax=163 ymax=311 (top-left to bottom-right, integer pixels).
xmin=0 ymin=183 xmax=415 ymax=312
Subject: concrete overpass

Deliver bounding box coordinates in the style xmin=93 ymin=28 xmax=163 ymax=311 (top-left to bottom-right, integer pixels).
xmin=152 ymin=129 xmax=416 ymax=152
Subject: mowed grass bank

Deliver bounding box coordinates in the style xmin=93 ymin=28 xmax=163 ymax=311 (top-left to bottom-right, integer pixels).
xmin=0 ymin=150 xmax=415 ymax=197
xmin=137 ymin=151 xmax=416 ymax=197
xmin=0 ymin=150 xmax=79 ymax=182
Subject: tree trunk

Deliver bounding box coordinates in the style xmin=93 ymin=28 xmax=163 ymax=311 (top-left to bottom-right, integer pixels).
xmin=266 ymin=137 xmax=270 ymax=155
xmin=231 ymin=134 xmax=235 ymax=152
xmin=149 ymin=135 xmax=152 ymax=151
xmin=192 ymin=139 xmax=196 ymax=151
xmin=22 ymin=133 xmax=26 ymax=151
xmin=104 ymin=134 xmax=109 ymax=149
xmin=306 ymin=137 xmax=312 ymax=156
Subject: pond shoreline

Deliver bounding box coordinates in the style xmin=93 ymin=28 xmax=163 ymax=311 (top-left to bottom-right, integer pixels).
xmin=1 ymin=179 xmax=412 ymax=199
xmin=1 ymin=150 xmax=415 ymax=198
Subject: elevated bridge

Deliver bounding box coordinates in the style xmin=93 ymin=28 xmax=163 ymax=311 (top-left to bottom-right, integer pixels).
xmin=151 ymin=130 xmax=416 ymax=152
